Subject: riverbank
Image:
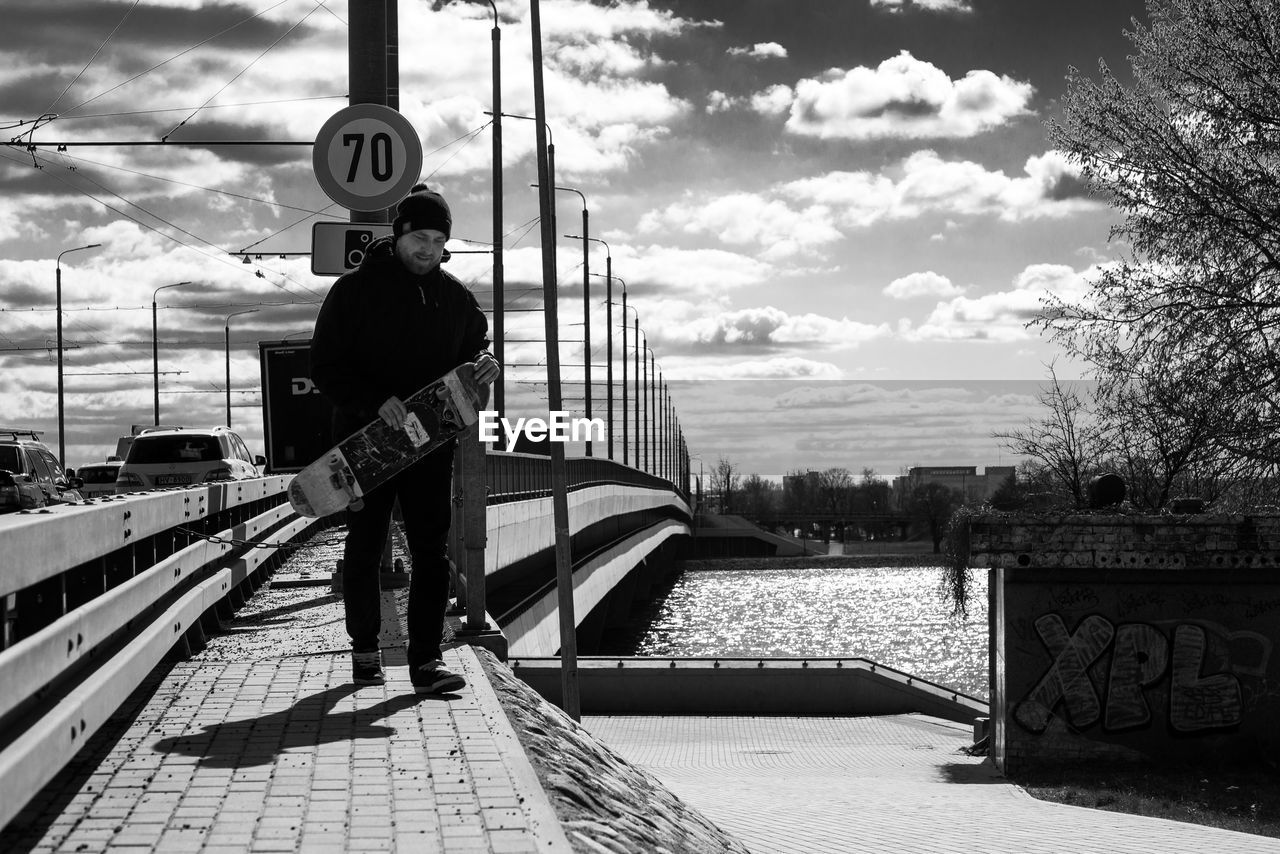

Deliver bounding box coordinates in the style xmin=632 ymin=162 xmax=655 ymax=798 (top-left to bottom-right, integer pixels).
xmin=678 ymin=551 xmax=946 ymax=571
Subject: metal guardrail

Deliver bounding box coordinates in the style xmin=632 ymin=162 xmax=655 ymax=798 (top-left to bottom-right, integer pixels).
xmin=0 ymin=476 xmax=325 ymax=830
xmin=0 ymin=455 xmax=686 ymax=832
xmin=486 ymin=451 xmax=687 ymax=503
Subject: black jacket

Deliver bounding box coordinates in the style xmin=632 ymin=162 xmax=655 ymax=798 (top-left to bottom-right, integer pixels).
xmin=310 ymin=236 xmax=490 ymax=435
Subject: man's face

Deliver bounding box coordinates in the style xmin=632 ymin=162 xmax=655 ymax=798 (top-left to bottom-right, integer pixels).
xmin=395 ymin=228 xmax=448 ymax=275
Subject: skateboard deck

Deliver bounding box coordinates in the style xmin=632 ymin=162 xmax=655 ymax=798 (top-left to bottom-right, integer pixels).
xmin=288 ymin=364 xmax=488 ymax=518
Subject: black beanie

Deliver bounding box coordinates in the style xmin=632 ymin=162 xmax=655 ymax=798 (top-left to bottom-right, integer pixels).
xmin=393 ymin=183 xmax=452 ymax=238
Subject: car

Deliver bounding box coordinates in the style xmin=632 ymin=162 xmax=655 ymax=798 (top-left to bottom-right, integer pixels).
xmin=114 ymin=426 xmax=266 ymax=493
xmin=76 ymin=460 xmax=124 ymax=498
xmin=0 ymin=428 xmax=84 ymax=513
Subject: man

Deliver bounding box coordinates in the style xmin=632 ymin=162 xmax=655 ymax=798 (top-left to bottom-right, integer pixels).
xmin=310 ymin=184 xmax=500 ymax=693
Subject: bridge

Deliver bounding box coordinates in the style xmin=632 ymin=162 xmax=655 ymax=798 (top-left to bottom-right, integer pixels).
xmin=0 ymin=452 xmax=989 ymax=851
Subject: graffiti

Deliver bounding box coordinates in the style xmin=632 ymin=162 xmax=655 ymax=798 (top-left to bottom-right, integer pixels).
xmin=1014 ymin=614 xmax=1259 ymax=735
xmin=1014 ymin=615 xmax=1113 ymax=732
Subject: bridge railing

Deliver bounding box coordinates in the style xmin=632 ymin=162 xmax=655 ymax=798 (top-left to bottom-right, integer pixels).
xmin=0 ymin=455 xmax=689 ymax=830
xmin=0 ymin=476 xmax=326 ymax=830
xmin=486 ymin=451 xmax=685 ymax=503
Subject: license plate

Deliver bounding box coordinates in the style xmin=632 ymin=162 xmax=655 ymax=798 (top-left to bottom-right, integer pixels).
xmin=157 ymin=474 xmax=192 ymax=485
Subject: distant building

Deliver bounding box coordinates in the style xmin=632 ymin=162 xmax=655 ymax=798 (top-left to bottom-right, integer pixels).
xmin=892 ymin=465 xmax=1016 ymax=508
xmin=782 ymin=470 xmax=821 ymax=500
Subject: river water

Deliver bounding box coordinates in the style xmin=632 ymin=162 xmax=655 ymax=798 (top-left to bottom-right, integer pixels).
xmin=625 ymin=564 xmax=989 ymax=700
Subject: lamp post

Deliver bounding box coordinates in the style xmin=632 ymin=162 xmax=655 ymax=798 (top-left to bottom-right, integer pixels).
xmin=225 ymin=309 xmax=259 ymax=427
xmin=464 ymin=1 xmax=504 ymax=418
xmin=527 ymin=0 xmax=579 ymax=723
xmin=607 ymin=293 xmax=637 ymax=467
xmin=55 ymin=242 xmax=102 ymax=466
xmin=152 ymin=281 xmax=193 ymax=425
xmin=579 ymin=240 xmax=614 ymax=461
xmin=487 ymin=1 xmax=504 ymax=421
xmin=537 ymin=185 xmax=591 ymax=456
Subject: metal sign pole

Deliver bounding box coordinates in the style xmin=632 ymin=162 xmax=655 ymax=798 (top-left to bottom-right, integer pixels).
xmin=530 ymin=0 xmax=580 ymax=721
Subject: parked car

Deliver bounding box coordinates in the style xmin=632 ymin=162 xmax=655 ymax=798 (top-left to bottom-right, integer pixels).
xmin=114 ymin=426 xmax=265 ymax=492
xmin=0 ymin=428 xmax=83 ymax=513
xmin=76 ymin=460 xmax=124 ymax=498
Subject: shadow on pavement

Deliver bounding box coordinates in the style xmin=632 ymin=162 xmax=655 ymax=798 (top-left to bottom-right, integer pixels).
xmin=940 ymin=760 xmax=1006 ymax=784
xmin=152 ymin=683 xmax=458 ymax=768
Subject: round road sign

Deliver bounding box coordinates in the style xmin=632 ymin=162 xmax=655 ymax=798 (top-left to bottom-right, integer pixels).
xmin=313 ymin=104 xmax=424 ymax=211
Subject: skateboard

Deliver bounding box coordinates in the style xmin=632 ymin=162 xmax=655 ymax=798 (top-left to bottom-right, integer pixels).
xmin=288 ymin=363 xmax=488 ymax=517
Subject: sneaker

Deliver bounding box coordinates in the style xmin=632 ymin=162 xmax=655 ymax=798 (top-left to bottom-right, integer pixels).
xmin=352 ymin=650 xmax=385 ymax=686
xmin=411 ymin=660 xmax=466 ymax=694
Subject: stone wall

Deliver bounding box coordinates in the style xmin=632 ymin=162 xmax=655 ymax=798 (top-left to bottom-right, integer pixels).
xmin=969 ymin=512 xmax=1280 ymax=775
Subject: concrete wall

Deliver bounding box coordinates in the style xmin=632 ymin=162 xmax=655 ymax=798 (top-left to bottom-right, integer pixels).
xmin=970 ymin=513 xmax=1280 ymax=773
xmin=504 ymin=519 xmax=688 ymax=656
xmin=509 ymin=657 xmax=987 ymax=723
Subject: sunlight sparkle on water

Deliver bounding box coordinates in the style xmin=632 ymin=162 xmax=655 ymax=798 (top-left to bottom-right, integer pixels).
xmin=634 ymin=565 xmax=989 ymax=700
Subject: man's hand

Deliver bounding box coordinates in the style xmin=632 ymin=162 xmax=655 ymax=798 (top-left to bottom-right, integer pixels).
xmin=472 ymin=353 xmax=501 ymax=385
xmin=378 ymin=396 xmax=408 ymax=430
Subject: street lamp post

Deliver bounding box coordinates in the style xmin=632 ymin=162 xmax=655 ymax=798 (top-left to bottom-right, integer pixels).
xmin=487 ymin=1 xmax=504 ymax=422
xmin=152 ymin=281 xmax=193 ymax=425
xmin=539 ymin=185 xmax=591 ymax=456
xmin=55 ymin=243 xmax=102 ymax=466
xmin=225 ymin=309 xmax=259 ymax=427
xmin=580 ymin=243 xmax=614 ymax=460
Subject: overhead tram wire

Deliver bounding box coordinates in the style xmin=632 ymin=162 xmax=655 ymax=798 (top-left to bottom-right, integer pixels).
xmin=44 ymin=0 xmax=142 ymax=117
xmin=31 ymin=147 xmax=326 ymax=303
xmin=0 ymin=146 xmax=324 ymax=305
xmin=161 ymin=1 xmax=329 ymax=142
xmin=43 ymin=150 xmax=329 ymax=214
xmin=55 ymin=0 xmax=296 ymax=119
xmin=20 ymin=95 xmax=347 ymax=125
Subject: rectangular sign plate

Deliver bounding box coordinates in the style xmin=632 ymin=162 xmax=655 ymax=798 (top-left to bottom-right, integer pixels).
xmin=311 ymin=222 xmax=393 ymax=276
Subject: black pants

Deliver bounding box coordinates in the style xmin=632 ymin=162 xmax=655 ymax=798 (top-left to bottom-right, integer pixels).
xmin=342 ymin=445 xmax=454 ymax=668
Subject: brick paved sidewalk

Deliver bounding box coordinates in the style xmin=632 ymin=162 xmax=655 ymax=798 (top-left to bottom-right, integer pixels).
xmin=8 ymin=646 xmax=570 ymax=854
xmin=584 ymin=715 xmax=1280 ymax=854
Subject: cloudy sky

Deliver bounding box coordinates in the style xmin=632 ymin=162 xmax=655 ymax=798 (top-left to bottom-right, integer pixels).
xmin=1 ymin=0 xmax=1142 ymax=477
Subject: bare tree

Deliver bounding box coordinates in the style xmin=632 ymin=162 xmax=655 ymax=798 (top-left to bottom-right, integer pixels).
xmin=994 ymin=364 xmax=1108 ymax=509
xmin=909 ymin=482 xmax=961 ymax=554
xmin=709 ymin=456 xmax=740 ymax=513
xmin=1042 ymin=0 xmax=1280 ymax=468
xmin=738 ymin=473 xmax=779 ymax=519
xmin=816 ymin=467 xmax=854 ymax=515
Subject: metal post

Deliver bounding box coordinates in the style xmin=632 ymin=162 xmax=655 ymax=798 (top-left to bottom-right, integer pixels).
xmin=54 ymin=243 xmax=100 ymax=464
xmin=581 ymin=205 xmax=591 ymax=456
xmin=530 ymin=0 xmax=579 ymax=722
xmin=152 ymin=281 xmax=192 ymax=426
xmin=489 ymin=3 xmax=504 ymax=420
xmin=642 ymin=339 xmax=649 ymax=472
xmin=604 ymin=256 xmax=612 ymax=460
xmin=634 ymin=317 xmax=641 ymax=471
xmin=620 ymin=286 xmax=628 ymax=466
xmin=225 ymin=309 xmax=258 ymax=427
xmin=349 ymin=0 xmax=398 ymax=224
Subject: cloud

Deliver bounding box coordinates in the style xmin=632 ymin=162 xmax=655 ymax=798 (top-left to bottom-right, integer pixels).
xmin=781 ymin=149 xmax=1099 ymax=225
xmin=750 ymin=84 xmax=795 ymax=116
xmin=664 ymin=356 xmax=844 ymax=381
xmin=634 ymin=150 xmax=1100 ymax=256
xmin=870 ymin=0 xmax=974 ymax=13
xmin=883 ymin=271 xmax=962 ymax=299
xmin=660 ymin=306 xmax=889 ymax=353
xmin=776 ymin=51 xmax=1032 ymax=140
xmin=636 ymin=192 xmax=842 ymax=261
xmin=727 ymin=42 xmax=788 ymax=59
xmin=902 ymin=262 xmax=1101 ymax=342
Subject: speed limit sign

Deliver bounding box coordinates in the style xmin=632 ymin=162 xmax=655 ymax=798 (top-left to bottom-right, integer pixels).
xmin=313 ymin=104 xmax=424 ymax=211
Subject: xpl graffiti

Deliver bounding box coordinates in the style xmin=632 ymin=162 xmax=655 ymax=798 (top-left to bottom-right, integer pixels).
xmin=1014 ymin=613 xmax=1272 ymax=735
